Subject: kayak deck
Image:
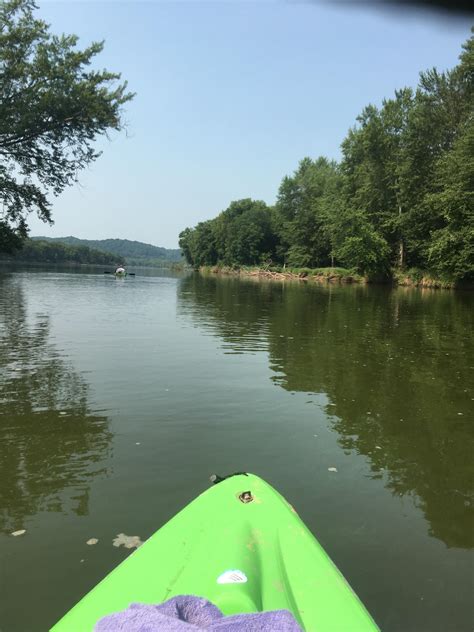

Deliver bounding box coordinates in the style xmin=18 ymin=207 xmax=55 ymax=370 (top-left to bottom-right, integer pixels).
xmin=51 ymin=473 xmax=379 ymax=631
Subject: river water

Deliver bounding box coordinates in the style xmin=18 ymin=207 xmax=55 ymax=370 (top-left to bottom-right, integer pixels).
xmin=0 ymin=268 xmax=472 ymax=631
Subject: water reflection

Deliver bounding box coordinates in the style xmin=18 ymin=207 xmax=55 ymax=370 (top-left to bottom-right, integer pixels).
xmin=178 ymin=273 xmax=474 ymax=549
xmin=178 ymin=273 xmax=271 ymax=353
xmin=0 ymin=277 xmax=111 ymax=533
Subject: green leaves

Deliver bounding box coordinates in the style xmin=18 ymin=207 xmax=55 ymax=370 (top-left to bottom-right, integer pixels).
xmin=424 ymin=118 xmax=474 ymax=281
xmin=179 ymin=199 xmax=275 ymax=268
xmin=333 ymin=214 xmax=392 ymax=277
xmin=337 ymin=32 xmax=473 ymax=280
xmin=275 ymin=157 xmax=339 ymax=268
xmin=0 ymin=0 xmax=134 ymax=251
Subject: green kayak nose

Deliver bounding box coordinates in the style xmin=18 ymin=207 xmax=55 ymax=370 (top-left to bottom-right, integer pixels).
xmin=51 ymin=473 xmax=379 ymax=631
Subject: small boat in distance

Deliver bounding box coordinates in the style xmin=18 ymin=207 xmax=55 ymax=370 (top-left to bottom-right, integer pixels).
xmin=115 ymin=266 xmax=126 ymax=277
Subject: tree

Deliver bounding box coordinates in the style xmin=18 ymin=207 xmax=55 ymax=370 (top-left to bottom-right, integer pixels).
xmin=413 ymin=32 xmax=474 ymax=280
xmin=330 ymin=206 xmax=391 ymax=276
xmin=275 ymin=157 xmax=339 ymax=267
xmin=0 ymin=0 xmax=134 ymax=251
xmin=178 ymin=227 xmax=196 ymax=266
xmin=424 ymin=117 xmax=474 ymax=281
xmin=179 ymin=221 xmax=218 ymax=267
xmin=340 ymin=98 xmax=411 ymax=271
xmin=218 ymin=199 xmax=276 ymax=266
xmin=180 ymin=199 xmax=278 ymax=268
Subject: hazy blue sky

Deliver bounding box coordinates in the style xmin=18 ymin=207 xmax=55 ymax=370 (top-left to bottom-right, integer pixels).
xmin=30 ymin=1 xmax=471 ymax=248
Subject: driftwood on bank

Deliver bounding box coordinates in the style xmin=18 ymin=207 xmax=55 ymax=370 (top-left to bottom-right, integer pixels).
xmin=205 ymin=267 xmax=361 ymax=284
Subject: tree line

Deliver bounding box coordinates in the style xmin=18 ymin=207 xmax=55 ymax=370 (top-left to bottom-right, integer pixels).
xmin=1 ymin=239 xmax=118 ymax=265
xmin=33 ymin=237 xmax=182 ymax=264
xmin=179 ymin=33 xmax=473 ymax=282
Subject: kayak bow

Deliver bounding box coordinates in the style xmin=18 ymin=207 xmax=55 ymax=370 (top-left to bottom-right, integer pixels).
xmin=51 ymin=473 xmax=379 ymax=631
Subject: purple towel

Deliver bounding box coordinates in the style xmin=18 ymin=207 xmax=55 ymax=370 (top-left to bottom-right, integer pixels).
xmin=95 ymin=595 xmax=303 ymax=631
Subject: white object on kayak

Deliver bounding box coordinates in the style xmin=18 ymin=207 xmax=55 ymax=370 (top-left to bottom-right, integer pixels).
xmin=217 ymin=570 xmax=248 ymax=584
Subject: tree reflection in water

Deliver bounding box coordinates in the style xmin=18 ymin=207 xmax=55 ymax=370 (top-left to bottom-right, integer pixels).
xmin=178 ymin=273 xmax=473 ymax=549
xmin=0 ymin=277 xmax=111 ymax=533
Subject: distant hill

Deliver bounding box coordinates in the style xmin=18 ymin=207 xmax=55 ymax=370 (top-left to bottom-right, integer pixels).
xmin=32 ymin=236 xmax=182 ymax=265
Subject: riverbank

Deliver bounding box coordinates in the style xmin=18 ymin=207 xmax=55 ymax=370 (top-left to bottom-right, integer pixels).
xmin=391 ymin=269 xmax=468 ymax=290
xmin=200 ymin=265 xmax=469 ymax=289
xmin=201 ymin=265 xmax=363 ymax=284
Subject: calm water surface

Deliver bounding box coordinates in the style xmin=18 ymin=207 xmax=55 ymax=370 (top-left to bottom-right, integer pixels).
xmin=0 ymin=268 xmax=473 ymax=631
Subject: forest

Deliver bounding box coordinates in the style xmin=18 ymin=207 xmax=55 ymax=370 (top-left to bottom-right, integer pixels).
xmin=32 ymin=237 xmax=182 ymax=266
xmin=1 ymin=239 xmax=118 ymax=265
xmin=179 ymin=33 xmax=473 ymax=283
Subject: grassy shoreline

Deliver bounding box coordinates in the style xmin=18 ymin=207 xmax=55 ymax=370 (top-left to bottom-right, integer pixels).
xmin=200 ymin=265 xmax=469 ymax=290
xmin=201 ymin=265 xmax=363 ymax=284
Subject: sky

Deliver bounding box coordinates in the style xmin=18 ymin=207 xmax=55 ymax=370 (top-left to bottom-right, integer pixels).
xmin=28 ymin=1 xmax=471 ymax=248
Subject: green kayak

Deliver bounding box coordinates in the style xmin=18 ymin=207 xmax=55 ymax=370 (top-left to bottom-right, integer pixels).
xmin=51 ymin=473 xmax=379 ymax=631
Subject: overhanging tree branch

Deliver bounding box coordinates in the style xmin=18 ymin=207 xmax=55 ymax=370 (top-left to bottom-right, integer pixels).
xmin=0 ymin=0 xmax=135 ymax=252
